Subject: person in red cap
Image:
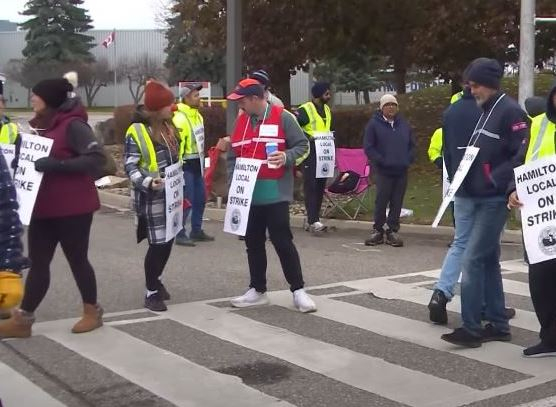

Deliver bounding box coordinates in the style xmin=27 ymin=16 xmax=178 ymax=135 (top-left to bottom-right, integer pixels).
xmin=226 ymin=78 xmax=316 ymax=313
xmin=124 ymin=80 xmax=185 ymax=312
xmin=0 ymin=72 xmax=106 ymax=339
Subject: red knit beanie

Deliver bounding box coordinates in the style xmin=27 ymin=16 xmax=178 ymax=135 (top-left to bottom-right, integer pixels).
xmin=144 ymin=80 xmax=175 ymax=111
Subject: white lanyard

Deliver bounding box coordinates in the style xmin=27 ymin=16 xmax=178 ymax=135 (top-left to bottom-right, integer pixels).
xmin=240 ymin=103 xmax=270 ymax=159
xmin=467 ymin=93 xmax=506 ymax=147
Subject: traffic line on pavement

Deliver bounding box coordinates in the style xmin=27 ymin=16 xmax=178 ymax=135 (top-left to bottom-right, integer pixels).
xmin=0 ymin=362 xmax=66 ymax=407
xmin=34 ymin=320 xmax=290 ymax=407
xmin=165 ymin=301 xmax=473 ymax=407
xmin=516 ymin=395 xmax=556 ymax=407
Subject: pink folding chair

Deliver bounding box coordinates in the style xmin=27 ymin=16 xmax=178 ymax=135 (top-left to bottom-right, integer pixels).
xmin=322 ymin=148 xmax=372 ymax=220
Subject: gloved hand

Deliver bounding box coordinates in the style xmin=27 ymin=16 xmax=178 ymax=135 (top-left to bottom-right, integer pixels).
xmin=433 ymin=157 xmax=443 ymax=170
xmin=34 ymin=157 xmax=62 ymax=173
xmin=0 ymin=271 xmax=23 ymax=310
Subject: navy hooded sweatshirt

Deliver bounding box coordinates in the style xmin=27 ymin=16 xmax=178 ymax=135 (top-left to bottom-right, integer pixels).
xmin=363 ymin=111 xmax=415 ymax=177
xmin=444 ymin=88 xmax=529 ymax=198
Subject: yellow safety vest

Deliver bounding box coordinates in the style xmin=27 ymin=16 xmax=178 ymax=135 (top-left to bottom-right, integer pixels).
xmin=428 ymin=128 xmax=443 ymax=162
xmin=0 ymin=122 xmax=18 ymax=144
xmin=298 ymin=101 xmax=331 ymax=138
xmin=126 ymin=123 xmax=185 ymax=176
xmin=172 ymin=103 xmax=204 ymax=159
xmin=526 ymin=113 xmax=556 ymax=162
xmin=450 ymin=91 xmax=463 ymax=104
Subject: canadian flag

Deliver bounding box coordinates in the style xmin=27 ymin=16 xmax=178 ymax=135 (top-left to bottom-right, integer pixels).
xmin=102 ymin=31 xmax=115 ymax=48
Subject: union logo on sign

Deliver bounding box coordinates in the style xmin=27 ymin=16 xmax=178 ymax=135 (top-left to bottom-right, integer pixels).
xmin=538 ymin=226 xmax=556 ymax=256
xmin=230 ymin=209 xmax=242 ymax=232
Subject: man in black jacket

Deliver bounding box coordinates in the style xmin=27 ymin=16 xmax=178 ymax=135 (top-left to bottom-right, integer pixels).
xmin=441 ymin=58 xmax=529 ymax=348
xmin=364 ymin=94 xmax=415 ymax=247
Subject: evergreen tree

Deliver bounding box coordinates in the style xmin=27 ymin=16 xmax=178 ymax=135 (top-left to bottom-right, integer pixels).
xmin=19 ymin=0 xmax=95 ymax=64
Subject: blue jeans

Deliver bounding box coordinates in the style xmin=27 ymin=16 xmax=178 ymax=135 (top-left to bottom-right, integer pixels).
xmin=177 ymin=169 xmax=206 ymax=237
xmin=452 ymin=196 xmax=509 ymax=336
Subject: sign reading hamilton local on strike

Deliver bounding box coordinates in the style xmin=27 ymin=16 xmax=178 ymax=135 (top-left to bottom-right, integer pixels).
xmin=224 ymin=158 xmax=262 ymax=236
xmin=314 ymin=131 xmax=335 ymax=178
xmin=164 ymin=162 xmax=184 ymax=242
xmin=14 ymin=133 xmax=53 ymax=225
xmin=515 ymin=156 xmax=556 ymax=264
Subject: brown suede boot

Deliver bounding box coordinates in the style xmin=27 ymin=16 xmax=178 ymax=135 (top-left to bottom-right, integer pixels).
xmin=72 ymin=304 xmax=104 ymax=334
xmin=0 ymin=309 xmax=34 ymax=338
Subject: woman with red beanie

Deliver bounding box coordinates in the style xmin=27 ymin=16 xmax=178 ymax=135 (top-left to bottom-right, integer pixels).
xmin=125 ymin=80 xmax=183 ymax=312
xmin=0 ymin=72 xmax=106 ymax=338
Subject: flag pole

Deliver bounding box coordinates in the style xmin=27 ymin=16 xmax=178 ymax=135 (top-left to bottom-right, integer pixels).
xmin=113 ymin=29 xmax=117 ymax=107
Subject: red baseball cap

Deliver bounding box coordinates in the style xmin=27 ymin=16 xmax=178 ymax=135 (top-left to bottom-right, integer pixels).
xmin=227 ymin=78 xmax=265 ymax=100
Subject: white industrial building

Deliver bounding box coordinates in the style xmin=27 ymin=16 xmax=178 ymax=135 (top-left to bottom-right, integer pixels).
xmin=0 ymin=28 xmax=407 ymax=108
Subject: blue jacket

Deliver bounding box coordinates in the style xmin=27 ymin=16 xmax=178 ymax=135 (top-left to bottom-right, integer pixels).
xmin=0 ymin=151 xmax=29 ymax=273
xmin=363 ymin=111 xmax=415 ymax=176
xmin=444 ymin=89 xmax=528 ymax=197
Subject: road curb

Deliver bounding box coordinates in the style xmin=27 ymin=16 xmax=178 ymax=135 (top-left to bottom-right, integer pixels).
xmin=97 ymin=190 xmax=522 ymax=243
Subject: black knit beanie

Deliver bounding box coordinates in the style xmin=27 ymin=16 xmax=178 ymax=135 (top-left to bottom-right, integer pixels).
xmin=32 ymin=78 xmax=73 ymax=109
xmin=465 ymin=58 xmax=503 ymax=90
xmin=312 ymin=81 xmax=330 ymax=98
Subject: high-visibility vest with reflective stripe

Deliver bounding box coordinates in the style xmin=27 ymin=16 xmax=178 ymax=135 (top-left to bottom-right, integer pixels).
xmin=428 ymin=128 xmax=443 ymax=162
xmin=298 ymin=101 xmax=331 ymax=138
xmin=525 ymin=113 xmax=556 ymax=162
xmin=450 ymin=91 xmax=463 ymax=104
xmin=0 ymin=122 xmax=18 ymax=144
xmin=172 ymin=103 xmax=203 ymax=159
xmin=125 ymin=123 xmax=162 ymax=176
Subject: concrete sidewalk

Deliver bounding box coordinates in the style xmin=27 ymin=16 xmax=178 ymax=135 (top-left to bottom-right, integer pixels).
xmin=98 ymin=189 xmax=523 ymax=243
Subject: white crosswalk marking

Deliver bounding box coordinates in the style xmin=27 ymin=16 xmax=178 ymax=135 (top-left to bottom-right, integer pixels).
xmin=2 ymin=260 xmax=555 ymax=407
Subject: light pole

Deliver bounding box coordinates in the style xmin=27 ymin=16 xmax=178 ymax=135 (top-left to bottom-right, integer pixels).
xmin=226 ymin=0 xmax=242 ymax=135
xmin=518 ymin=0 xmax=535 ymax=107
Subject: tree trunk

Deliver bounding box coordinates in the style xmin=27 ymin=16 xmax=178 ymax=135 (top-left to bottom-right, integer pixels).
xmin=355 ymin=91 xmax=360 ymax=105
xmin=394 ymin=66 xmax=407 ymax=95
xmin=272 ymin=68 xmax=292 ymax=107
xmin=363 ymin=90 xmax=370 ymax=104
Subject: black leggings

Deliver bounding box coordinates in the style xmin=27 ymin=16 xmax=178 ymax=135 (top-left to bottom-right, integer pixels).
xmin=145 ymin=240 xmax=173 ymax=291
xmin=21 ymin=213 xmax=97 ymax=313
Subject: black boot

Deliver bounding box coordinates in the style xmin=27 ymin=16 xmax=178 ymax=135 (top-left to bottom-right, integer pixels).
xmin=428 ymin=289 xmax=448 ymax=325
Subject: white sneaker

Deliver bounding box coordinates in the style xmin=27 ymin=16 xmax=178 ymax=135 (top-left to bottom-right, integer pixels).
xmin=293 ymin=289 xmax=317 ymax=313
xmin=309 ymin=221 xmax=327 ymax=233
xmin=230 ymin=288 xmax=269 ymax=308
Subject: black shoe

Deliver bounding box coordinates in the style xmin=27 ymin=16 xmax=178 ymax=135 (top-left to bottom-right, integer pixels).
xmin=441 ymin=328 xmax=482 ymax=348
xmin=482 ymin=323 xmax=511 ymax=342
xmin=481 ymin=307 xmax=516 ymax=321
xmin=523 ymin=342 xmax=556 ymax=357
xmin=385 ymin=231 xmax=404 ymax=247
xmin=238 ymin=235 xmax=245 ymax=241
xmin=428 ymin=289 xmax=448 ymax=325
xmin=175 ymin=234 xmax=196 ymax=247
xmin=364 ymin=230 xmax=384 ymax=246
xmin=144 ymin=292 xmax=167 ymax=312
xmin=191 ymin=230 xmax=215 ymax=242
xmin=159 ymin=284 xmax=171 ymax=301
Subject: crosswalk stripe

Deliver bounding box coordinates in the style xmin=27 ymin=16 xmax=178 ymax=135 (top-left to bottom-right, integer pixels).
xmin=516 ymin=395 xmax=556 ymax=407
xmin=340 ymin=276 xmax=541 ymax=333
xmin=266 ymin=291 xmax=554 ymax=378
xmin=0 ymin=361 xmax=66 ymax=407
xmin=34 ymin=319 xmax=292 ymax=407
xmin=164 ymin=301 xmax=473 ymax=407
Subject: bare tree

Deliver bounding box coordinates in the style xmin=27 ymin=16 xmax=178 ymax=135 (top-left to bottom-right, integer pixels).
xmin=79 ymin=58 xmax=112 ymax=106
xmin=118 ymin=55 xmax=167 ymax=105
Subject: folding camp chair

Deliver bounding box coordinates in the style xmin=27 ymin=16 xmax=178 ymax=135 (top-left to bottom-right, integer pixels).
xmin=322 ymin=148 xmax=372 ymax=220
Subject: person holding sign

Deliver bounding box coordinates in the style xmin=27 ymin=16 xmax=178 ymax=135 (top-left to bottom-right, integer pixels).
xmin=0 ymin=151 xmax=29 ymax=318
xmin=364 ymin=94 xmax=415 ymax=247
xmin=226 ymin=79 xmax=316 ymax=313
xmin=173 ymin=83 xmax=214 ymax=247
xmin=508 ymin=83 xmax=556 ymax=357
xmin=439 ymin=58 xmax=529 ymax=348
xmin=0 ymin=96 xmax=18 ymax=145
xmin=125 ymin=80 xmax=185 ymax=312
xmin=296 ymin=81 xmax=333 ymax=234
xmin=0 ymin=73 xmax=106 ymax=339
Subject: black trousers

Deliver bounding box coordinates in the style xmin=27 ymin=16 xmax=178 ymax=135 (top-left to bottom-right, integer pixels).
xmin=145 ymin=240 xmax=174 ymax=291
xmin=373 ymin=172 xmax=408 ymax=233
xmin=21 ymin=213 xmax=97 ymax=313
xmin=529 ymin=259 xmax=556 ymax=345
xmin=303 ymin=141 xmax=326 ymax=224
xmin=245 ymin=202 xmax=304 ymax=293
